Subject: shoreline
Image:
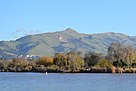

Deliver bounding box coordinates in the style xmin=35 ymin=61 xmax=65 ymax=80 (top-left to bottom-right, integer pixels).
xmin=0 ymin=69 xmax=136 ymax=73
xmin=0 ymin=72 xmax=136 ymax=74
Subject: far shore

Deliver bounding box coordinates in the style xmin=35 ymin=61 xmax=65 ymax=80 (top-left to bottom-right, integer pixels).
xmin=1 ymin=67 xmax=136 ymax=74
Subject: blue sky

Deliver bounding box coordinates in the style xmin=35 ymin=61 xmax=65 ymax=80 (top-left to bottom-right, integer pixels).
xmin=0 ymin=0 xmax=136 ymax=40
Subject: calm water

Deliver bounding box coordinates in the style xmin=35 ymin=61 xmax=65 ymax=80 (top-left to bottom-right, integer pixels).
xmin=0 ymin=73 xmax=136 ymax=91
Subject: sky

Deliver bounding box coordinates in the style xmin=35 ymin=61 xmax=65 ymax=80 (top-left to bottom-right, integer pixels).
xmin=0 ymin=0 xmax=136 ymax=41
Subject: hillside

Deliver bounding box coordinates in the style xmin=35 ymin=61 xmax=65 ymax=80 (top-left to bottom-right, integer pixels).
xmin=0 ymin=28 xmax=136 ymax=59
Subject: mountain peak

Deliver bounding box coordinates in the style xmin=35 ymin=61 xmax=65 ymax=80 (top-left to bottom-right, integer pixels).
xmin=63 ymin=28 xmax=78 ymax=34
xmin=0 ymin=28 xmax=135 ymax=59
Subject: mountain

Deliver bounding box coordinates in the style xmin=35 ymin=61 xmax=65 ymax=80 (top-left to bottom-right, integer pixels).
xmin=0 ymin=28 xmax=136 ymax=59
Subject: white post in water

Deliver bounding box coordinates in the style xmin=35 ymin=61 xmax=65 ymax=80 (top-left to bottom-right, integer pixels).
xmin=46 ymin=72 xmax=47 ymax=75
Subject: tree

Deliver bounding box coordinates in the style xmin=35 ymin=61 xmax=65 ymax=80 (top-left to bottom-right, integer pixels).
xmin=108 ymin=42 xmax=124 ymax=63
xmin=95 ymin=59 xmax=112 ymax=68
xmin=53 ymin=53 xmax=67 ymax=70
xmin=37 ymin=56 xmax=53 ymax=67
xmin=124 ymin=46 xmax=136 ymax=66
xmin=108 ymin=42 xmax=136 ymax=67
xmin=112 ymin=59 xmax=127 ymax=67
xmin=0 ymin=60 xmax=12 ymax=71
xmin=67 ymin=51 xmax=84 ymax=71
xmin=84 ymin=52 xmax=104 ymax=68
xmin=11 ymin=58 xmax=30 ymax=71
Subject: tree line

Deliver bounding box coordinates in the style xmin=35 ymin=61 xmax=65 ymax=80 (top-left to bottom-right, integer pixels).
xmin=0 ymin=42 xmax=136 ymax=73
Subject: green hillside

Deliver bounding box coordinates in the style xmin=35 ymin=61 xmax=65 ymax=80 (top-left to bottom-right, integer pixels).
xmin=0 ymin=28 xmax=136 ymax=59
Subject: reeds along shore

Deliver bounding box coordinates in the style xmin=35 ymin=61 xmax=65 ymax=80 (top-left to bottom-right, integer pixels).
xmin=84 ymin=67 xmax=136 ymax=73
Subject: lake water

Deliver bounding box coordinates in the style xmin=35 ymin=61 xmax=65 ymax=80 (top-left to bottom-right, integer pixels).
xmin=0 ymin=73 xmax=136 ymax=91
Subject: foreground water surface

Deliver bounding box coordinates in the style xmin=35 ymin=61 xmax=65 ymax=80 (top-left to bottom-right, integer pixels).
xmin=0 ymin=72 xmax=136 ymax=91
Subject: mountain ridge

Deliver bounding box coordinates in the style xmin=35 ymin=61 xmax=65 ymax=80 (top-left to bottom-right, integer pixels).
xmin=0 ymin=28 xmax=136 ymax=59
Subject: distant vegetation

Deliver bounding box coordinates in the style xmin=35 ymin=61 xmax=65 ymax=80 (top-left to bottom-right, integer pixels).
xmin=0 ymin=42 xmax=136 ymax=73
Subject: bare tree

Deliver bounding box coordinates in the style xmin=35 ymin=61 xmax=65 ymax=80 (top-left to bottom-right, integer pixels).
xmin=84 ymin=52 xmax=104 ymax=68
xmin=108 ymin=42 xmax=136 ymax=67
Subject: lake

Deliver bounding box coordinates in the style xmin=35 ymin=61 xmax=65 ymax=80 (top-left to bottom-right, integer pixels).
xmin=0 ymin=73 xmax=136 ymax=91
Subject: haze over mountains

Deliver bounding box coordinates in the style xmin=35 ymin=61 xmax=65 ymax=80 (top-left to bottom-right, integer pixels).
xmin=0 ymin=28 xmax=136 ymax=59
